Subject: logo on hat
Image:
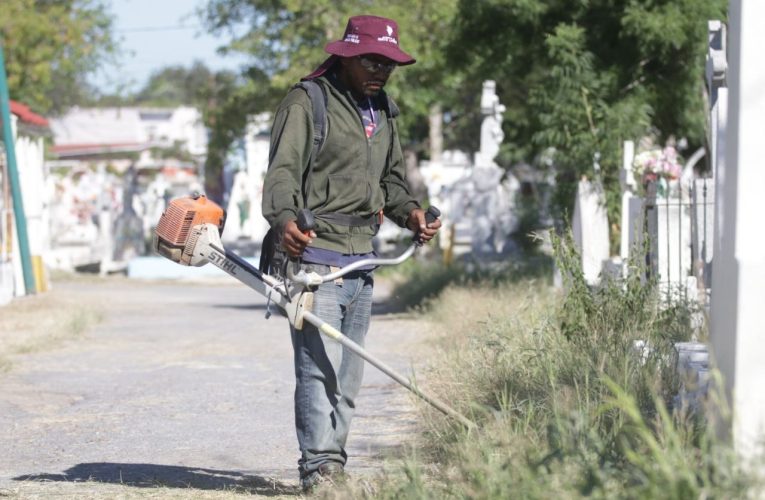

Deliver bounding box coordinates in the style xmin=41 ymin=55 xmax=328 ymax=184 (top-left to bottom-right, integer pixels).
xmin=378 ymin=24 xmax=397 ymax=45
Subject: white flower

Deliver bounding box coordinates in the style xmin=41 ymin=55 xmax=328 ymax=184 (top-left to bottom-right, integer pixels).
xmin=633 ymin=145 xmax=682 ymax=180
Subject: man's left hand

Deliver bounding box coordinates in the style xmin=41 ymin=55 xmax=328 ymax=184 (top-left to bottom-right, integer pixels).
xmin=406 ymin=208 xmax=441 ymax=244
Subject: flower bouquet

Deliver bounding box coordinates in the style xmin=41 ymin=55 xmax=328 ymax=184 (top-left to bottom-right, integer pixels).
xmin=632 ymin=146 xmax=683 ymax=197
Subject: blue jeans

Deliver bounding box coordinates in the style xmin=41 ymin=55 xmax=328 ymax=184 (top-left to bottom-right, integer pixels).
xmin=290 ymin=263 xmax=374 ymax=478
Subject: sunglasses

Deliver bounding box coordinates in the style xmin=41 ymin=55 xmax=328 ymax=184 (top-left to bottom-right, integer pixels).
xmin=357 ymin=56 xmax=397 ymax=74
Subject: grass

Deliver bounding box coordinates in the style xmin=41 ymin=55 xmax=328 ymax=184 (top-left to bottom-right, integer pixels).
xmin=4 ymin=239 xmax=760 ymax=498
xmin=2 ymin=481 xmax=299 ymax=499
xmin=327 ymin=233 xmax=761 ymax=499
xmin=0 ymin=282 xmax=103 ymax=372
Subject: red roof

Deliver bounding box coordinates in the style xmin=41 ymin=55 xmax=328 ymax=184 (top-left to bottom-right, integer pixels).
xmin=9 ymin=100 xmax=49 ymax=127
xmin=50 ymin=142 xmax=147 ymax=157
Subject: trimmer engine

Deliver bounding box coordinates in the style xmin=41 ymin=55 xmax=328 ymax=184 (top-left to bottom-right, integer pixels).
xmin=153 ymin=194 xmax=226 ymax=265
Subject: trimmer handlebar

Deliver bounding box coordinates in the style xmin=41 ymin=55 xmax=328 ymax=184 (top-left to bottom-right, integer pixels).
xmin=298 ymin=206 xmax=439 ymax=239
xmin=287 ymin=206 xmax=441 ymax=286
xmin=287 ymin=245 xmax=418 ymax=286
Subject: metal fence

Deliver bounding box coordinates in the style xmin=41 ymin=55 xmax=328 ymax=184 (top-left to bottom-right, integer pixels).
xmin=643 ymin=177 xmax=714 ymax=304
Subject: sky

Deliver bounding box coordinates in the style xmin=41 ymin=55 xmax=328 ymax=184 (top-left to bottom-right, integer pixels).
xmin=90 ymin=0 xmax=248 ymax=94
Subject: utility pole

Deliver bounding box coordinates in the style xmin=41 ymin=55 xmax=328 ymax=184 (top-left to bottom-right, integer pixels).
xmin=0 ymin=42 xmax=36 ymax=294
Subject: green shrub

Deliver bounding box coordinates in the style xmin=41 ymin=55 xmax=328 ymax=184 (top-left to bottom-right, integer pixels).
xmin=385 ymin=253 xmax=553 ymax=311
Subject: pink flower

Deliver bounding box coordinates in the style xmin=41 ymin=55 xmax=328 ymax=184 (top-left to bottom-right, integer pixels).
xmin=633 ymin=145 xmax=683 ymax=180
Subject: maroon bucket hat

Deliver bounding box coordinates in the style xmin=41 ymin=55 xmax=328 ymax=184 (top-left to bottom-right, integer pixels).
xmin=304 ymin=15 xmax=415 ymax=80
xmin=326 ymin=15 xmax=415 ymax=64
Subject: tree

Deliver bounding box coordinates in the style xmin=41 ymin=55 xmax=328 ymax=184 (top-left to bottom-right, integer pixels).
xmin=197 ymin=0 xmax=464 ymax=198
xmin=199 ymin=0 xmax=461 ymax=149
xmin=133 ymin=61 xmax=232 ymax=107
xmin=198 ymin=64 xmax=274 ymax=202
xmin=199 ymin=0 xmax=726 ymax=237
xmin=0 ymin=0 xmax=117 ymax=115
xmin=447 ymin=0 xmax=727 ymax=227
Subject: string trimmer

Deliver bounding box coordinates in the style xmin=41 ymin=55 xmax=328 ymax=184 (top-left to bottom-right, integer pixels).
xmin=153 ymin=193 xmax=474 ymax=429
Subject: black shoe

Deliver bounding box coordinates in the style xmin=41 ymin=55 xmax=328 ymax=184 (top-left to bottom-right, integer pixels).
xmin=300 ymin=462 xmax=346 ymax=492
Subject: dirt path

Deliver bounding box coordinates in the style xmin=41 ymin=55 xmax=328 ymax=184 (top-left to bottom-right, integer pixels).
xmin=0 ymin=276 xmax=431 ymax=498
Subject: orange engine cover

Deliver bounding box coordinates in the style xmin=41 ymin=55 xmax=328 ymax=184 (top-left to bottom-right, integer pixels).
xmin=155 ymin=194 xmax=226 ymax=246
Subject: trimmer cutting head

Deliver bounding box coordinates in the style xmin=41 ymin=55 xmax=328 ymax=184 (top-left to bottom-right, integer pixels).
xmin=153 ymin=193 xmax=226 ymax=265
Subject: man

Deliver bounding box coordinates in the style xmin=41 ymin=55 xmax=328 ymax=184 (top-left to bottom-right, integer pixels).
xmin=261 ymin=14 xmax=440 ymax=490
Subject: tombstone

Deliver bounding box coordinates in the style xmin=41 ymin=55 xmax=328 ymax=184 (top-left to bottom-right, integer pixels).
xmin=620 ymin=141 xmax=645 ymax=268
xmin=468 ymin=81 xmax=519 ymax=254
xmin=421 ymin=81 xmax=519 ymax=257
xmin=469 ymin=165 xmax=519 ymax=254
xmin=140 ymin=175 xmax=171 ymax=239
xmin=572 ymin=171 xmax=610 ymax=286
xmin=419 ymin=150 xmax=471 ymax=209
xmin=111 ymin=165 xmax=144 ymax=266
xmin=222 ymin=115 xmax=271 ymax=248
xmin=223 ymin=168 xmax=268 ymax=244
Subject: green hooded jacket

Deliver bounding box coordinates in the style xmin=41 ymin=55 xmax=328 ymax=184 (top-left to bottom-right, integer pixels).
xmin=262 ymin=75 xmax=420 ymax=254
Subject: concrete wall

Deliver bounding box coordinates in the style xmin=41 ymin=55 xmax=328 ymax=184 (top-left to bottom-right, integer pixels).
xmin=710 ymin=1 xmax=765 ymax=464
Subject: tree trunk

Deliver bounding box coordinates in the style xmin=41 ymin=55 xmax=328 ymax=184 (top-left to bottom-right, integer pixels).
xmin=404 ymin=149 xmax=428 ymax=202
xmin=428 ymin=103 xmax=443 ymax=164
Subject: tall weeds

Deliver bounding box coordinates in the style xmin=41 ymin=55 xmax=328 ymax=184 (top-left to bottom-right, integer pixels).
xmin=357 ymin=233 xmax=757 ymax=499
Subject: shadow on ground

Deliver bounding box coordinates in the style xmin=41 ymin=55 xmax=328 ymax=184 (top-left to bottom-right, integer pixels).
xmin=212 ymin=303 xmax=270 ymax=311
xmin=14 ymin=463 xmax=299 ymax=496
xmin=210 ymin=297 xmax=407 ymax=316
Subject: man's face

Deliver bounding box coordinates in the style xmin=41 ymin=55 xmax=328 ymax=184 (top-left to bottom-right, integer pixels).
xmin=341 ymin=54 xmax=397 ymax=98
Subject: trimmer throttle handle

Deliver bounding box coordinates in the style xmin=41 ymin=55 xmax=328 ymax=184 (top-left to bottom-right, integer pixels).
xmin=297 ymin=209 xmax=316 ymax=234
xmin=290 ymin=209 xmax=316 ymax=272
xmin=412 ymin=206 xmax=441 ymax=244
xmin=425 ymin=206 xmax=441 ymax=225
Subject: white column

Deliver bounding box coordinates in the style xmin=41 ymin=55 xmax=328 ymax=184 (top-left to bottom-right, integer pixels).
xmin=710 ymin=1 xmax=765 ymax=463
xmin=620 ymin=140 xmax=636 ymax=261
xmin=706 ymin=20 xmax=727 ymax=179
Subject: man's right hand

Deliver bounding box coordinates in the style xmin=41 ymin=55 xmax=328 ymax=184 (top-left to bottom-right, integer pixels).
xmin=281 ymin=219 xmax=317 ymax=258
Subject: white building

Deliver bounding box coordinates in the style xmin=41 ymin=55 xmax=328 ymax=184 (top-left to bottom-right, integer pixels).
xmin=1 ymin=100 xmax=50 ymax=303
xmin=48 ymin=106 xmax=207 ymax=170
xmin=41 ymin=106 xmax=209 ymax=271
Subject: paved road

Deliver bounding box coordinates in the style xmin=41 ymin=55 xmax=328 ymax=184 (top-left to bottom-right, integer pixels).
xmin=0 ymin=277 xmax=429 ymax=496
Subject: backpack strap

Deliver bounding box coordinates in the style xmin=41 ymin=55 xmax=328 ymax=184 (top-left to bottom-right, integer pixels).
xmin=384 ymin=93 xmax=400 ymax=118
xmin=260 ymin=81 xmax=326 ymax=276
xmin=381 ymin=91 xmax=400 ymax=180
xmin=293 ymin=80 xmax=328 ymax=206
